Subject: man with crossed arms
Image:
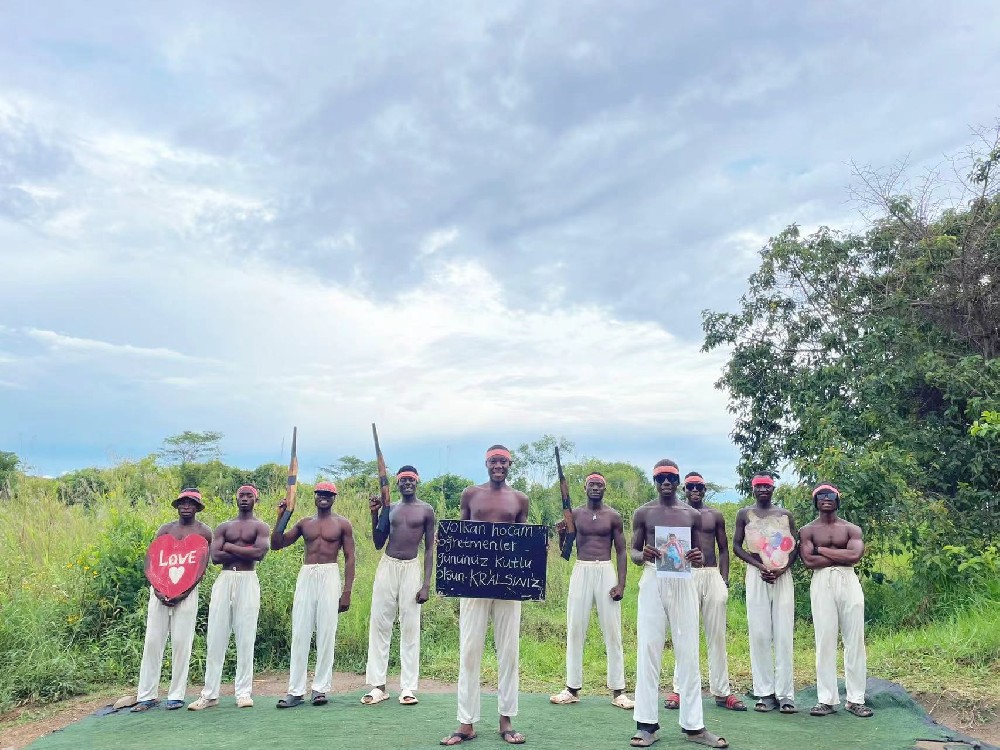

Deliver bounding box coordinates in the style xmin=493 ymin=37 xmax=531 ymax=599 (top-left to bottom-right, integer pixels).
xmin=550 ymin=471 xmax=634 ymax=710
xmin=362 ymin=465 xmax=436 ymax=707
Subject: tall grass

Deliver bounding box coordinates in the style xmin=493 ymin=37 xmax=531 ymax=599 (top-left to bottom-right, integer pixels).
xmin=1 ymin=466 xmax=998 ymax=713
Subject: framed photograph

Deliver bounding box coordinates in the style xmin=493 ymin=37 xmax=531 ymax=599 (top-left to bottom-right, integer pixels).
xmin=654 ymin=526 xmax=692 ymax=579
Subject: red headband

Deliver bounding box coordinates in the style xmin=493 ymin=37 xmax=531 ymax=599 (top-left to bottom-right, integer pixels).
xmin=314 ymin=481 xmax=338 ymax=494
xmin=685 ymin=474 xmax=705 ymax=484
xmin=585 ymin=473 xmax=606 ymax=485
xmin=812 ymin=483 xmax=839 ymax=498
xmin=486 ymin=448 xmax=511 ymax=460
xmin=751 ymin=476 xmax=775 ymax=487
xmin=237 ymin=485 xmax=259 ymax=499
xmin=653 ymin=465 xmax=680 ymax=478
xmin=396 ymin=470 xmax=420 ymax=482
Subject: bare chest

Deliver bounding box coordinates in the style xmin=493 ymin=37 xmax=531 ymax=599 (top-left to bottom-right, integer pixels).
xmin=468 ymin=494 xmax=520 ymax=523
xmin=222 ymin=521 xmax=259 ymax=545
xmin=302 ymin=518 xmax=342 ymax=544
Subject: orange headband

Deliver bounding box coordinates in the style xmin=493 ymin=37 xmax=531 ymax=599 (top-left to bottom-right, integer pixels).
xmin=396 ymin=470 xmax=420 ymax=482
xmin=585 ymin=473 xmax=606 ymax=485
xmin=653 ymin=465 xmax=679 ymax=479
xmin=685 ymin=475 xmax=705 ymax=484
xmin=486 ymin=448 xmax=511 ymax=460
xmin=812 ymin=483 xmax=839 ymax=498
xmin=751 ymin=475 xmax=774 ymax=487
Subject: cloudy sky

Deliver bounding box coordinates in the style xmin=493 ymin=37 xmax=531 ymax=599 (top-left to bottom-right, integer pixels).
xmin=1 ymin=1 xmax=997 ymax=489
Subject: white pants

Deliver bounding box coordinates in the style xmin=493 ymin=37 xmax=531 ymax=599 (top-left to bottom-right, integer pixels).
xmin=634 ymin=566 xmax=703 ymax=731
xmin=811 ymin=567 xmax=867 ymax=706
xmin=673 ymin=566 xmax=731 ymax=697
xmin=745 ymin=566 xmax=794 ymax=701
xmin=287 ymin=563 xmax=342 ymax=696
xmin=137 ymin=586 xmax=199 ymax=702
xmin=365 ymin=554 xmax=422 ymax=691
xmin=201 ymin=570 xmax=261 ymax=700
xmin=566 ymin=560 xmax=625 ymax=691
xmin=457 ymin=598 xmax=521 ymax=724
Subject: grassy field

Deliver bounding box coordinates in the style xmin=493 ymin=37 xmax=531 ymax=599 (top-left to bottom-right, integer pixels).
xmin=1 ymin=473 xmax=998 ymax=727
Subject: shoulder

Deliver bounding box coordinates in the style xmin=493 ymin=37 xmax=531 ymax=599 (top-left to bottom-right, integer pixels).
xmin=734 ymin=506 xmax=750 ymax=520
xmin=845 ymin=520 xmax=863 ymax=535
xmin=338 ymin=514 xmax=354 ymax=530
xmin=513 ymin=489 xmax=529 ymax=503
xmin=253 ymin=518 xmax=270 ymax=533
xmin=155 ymin=522 xmax=172 ymax=537
xmin=608 ymin=507 xmax=623 ymax=521
xmin=214 ymin=519 xmax=231 ymax=533
xmin=799 ymin=521 xmax=816 ymax=534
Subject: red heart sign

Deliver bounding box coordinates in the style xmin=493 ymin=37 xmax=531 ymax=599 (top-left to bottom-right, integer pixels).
xmin=145 ymin=534 xmax=210 ymax=600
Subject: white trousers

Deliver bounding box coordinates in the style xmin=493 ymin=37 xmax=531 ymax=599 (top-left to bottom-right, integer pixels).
xmin=201 ymin=570 xmax=261 ymax=700
xmin=673 ymin=566 xmax=731 ymax=697
xmin=745 ymin=566 xmax=794 ymax=701
xmin=365 ymin=554 xmax=423 ymax=691
xmin=287 ymin=563 xmax=342 ymax=696
xmin=634 ymin=566 xmax=703 ymax=731
xmin=457 ymin=598 xmax=521 ymax=724
xmin=811 ymin=567 xmax=867 ymax=706
xmin=566 ymin=560 xmax=625 ymax=691
xmin=137 ymin=586 xmax=199 ymax=702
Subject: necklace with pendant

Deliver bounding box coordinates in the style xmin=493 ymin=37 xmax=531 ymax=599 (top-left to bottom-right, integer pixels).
xmin=592 ymin=511 xmax=598 ymax=521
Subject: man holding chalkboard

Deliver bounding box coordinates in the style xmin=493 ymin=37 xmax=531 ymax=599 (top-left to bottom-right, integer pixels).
xmin=441 ymin=445 xmax=529 ymax=746
xmin=629 ymin=461 xmax=728 ymax=748
xmin=550 ymin=472 xmax=634 ymax=710
xmin=362 ymin=465 xmax=436 ymax=707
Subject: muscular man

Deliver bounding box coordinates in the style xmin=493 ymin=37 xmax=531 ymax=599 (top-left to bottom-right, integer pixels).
xmin=271 ymin=481 xmax=356 ymax=708
xmin=188 ymin=485 xmax=270 ymax=710
xmin=629 ymin=461 xmax=726 ymax=749
xmin=733 ymin=473 xmax=799 ymax=714
xmin=362 ymin=465 xmax=436 ymax=706
xmin=126 ymin=488 xmax=213 ymax=712
xmin=799 ymin=484 xmax=872 ymax=719
xmin=666 ymin=472 xmax=745 ymax=712
xmin=441 ymin=445 xmax=529 ymax=746
xmin=550 ymin=472 xmax=634 ymax=710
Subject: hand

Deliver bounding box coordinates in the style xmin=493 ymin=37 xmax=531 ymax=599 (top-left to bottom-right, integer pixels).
xmin=369 ymin=496 xmax=382 ymax=514
xmin=338 ymin=591 xmax=352 ymax=613
xmin=685 ymin=548 xmax=704 ymax=567
xmin=416 ymin=586 xmax=430 ymax=605
xmin=555 ymin=520 xmax=567 ymax=534
xmin=277 ymin=499 xmax=288 ymax=517
xmin=642 ymin=544 xmax=662 ymax=563
xmin=609 ymin=585 xmax=624 ymax=601
xmin=759 ymin=567 xmax=778 ymax=584
xmin=772 ymin=565 xmax=790 ymax=579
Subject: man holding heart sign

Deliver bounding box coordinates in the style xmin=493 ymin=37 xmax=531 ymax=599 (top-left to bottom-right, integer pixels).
xmin=124 ymin=488 xmax=213 ymax=712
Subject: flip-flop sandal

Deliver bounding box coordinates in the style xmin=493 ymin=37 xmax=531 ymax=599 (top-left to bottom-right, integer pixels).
xmin=684 ymin=730 xmax=728 ymax=747
xmin=276 ymin=694 xmax=304 ymax=708
xmin=361 ymin=687 xmax=391 ymax=705
xmin=715 ymin=695 xmax=747 ymax=711
xmin=164 ymin=700 xmax=185 ymax=710
xmin=779 ymin=700 xmax=798 ymax=714
xmin=845 ymin=702 xmax=874 ymax=718
xmin=129 ymin=700 xmax=158 ymax=713
xmin=499 ymin=729 xmax=526 ymax=745
xmin=664 ymin=692 xmax=681 ymax=709
xmin=754 ymin=695 xmax=778 ymax=712
xmin=440 ymin=732 xmax=477 ymax=745
xmin=809 ymin=703 xmax=836 ymax=716
xmin=612 ymin=693 xmax=635 ymax=709
xmin=311 ymin=691 xmax=328 ymax=706
xmin=399 ymin=690 xmax=419 ymax=705
xmin=630 ymin=730 xmax=660 ymax=747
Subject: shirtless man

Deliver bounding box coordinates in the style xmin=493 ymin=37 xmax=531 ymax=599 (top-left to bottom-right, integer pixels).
xmin=126 ymin=488 xmax=213 ymax=712
xmin=271 ymin=480 xmax=356 ymax=708
xmin=799 ymin=484 xmax=873 ymax=719
xmin=188 ymin=485 xmax=270 ymax=710
xmin=667 ymin=472 xmax=745 ymax=713
xmin=361 ymin=465 xmax=436 ymax=707
xmin=441 ymin=445 xmax=529 ymax=746
xmin=733 ymin=473 xmax=799 ymax=714
xmin=630 ymin=461 xmax=726 ymax=749
xmin=550 ymin=472 xmax=634 ymax=710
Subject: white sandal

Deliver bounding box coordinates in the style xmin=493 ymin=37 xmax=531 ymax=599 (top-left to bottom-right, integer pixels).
xmin=549 ymin=688 xmax=580 ymax=704
xmin=612 ymin=693 xmax=635 ymax=709
xmin=360 ymin=687 xmax=390 ymax=705
xmin=399 ymin=690 xmax=419 ymax=705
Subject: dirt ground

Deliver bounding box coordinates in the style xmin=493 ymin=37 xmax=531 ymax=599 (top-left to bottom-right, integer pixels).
xmin=1 ymin=675 xmax=997 ymax=750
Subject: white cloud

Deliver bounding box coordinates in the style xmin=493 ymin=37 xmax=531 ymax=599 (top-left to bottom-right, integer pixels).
xmin=25 ymin=328 xmax=207 ymax=363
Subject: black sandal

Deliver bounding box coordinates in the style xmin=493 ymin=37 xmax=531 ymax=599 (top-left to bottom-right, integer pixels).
xmin=754 ymin=694 xmax=778 ymax=712
xmin=809 ymin=703 xmax=836 ymax=716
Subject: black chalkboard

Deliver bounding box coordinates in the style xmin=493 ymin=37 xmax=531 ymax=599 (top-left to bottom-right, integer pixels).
xmin=435 ymin=520 xmax=548 ymax=601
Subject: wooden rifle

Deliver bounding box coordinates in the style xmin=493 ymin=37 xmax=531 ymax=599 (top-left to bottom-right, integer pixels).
xmin=276 ymin=427 xmax=297 ymax=535
xmin=373 ymin=423 xmax=392 ymax=535
xmin=555 ymin=446 xmax=575 ymax=560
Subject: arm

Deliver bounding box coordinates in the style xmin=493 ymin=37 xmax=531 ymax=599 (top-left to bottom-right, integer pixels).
xmin=686 ymin=510 xmax=704 ymax=566
xmin=715 ymin=511 xmax=731 ymax=584
xmin=629 ymin=507 xmax=659 ymax=566
xmin=515 ymin=491 xmax=529 ymax=524
xmin=555 ymin=519 xmax=572 ymax=558
xmin=369 ymin=496 xmax=389 ymax=550
xmin=817 ymin=525 xmax=865 ymax=564
xmin=210 ymin=523 xmax=237 ymax=565
xmin=271 ymin=501 xmax=303 ymax=551
xmin=417 ymin=506 xmax=436 ymax=604
xmin=798 ymin=526 xmax=834 ymax=570
xmin=610 ymin=512 xmax=627 ymax=600
xmin=732 ymin=509 xmax=765 ymax=570
xmin=459 ymin=487 xmax=474 ymax=521
xmin=223 ymin=522 xmax=270 ymax=561
xmin=339 ymin=521 xmax=356 ymax=612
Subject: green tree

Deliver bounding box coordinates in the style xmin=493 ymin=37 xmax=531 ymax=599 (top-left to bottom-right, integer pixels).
xmin=157 ymin=430 xmax=224 ymax=465
xmin=702 ymin=128 xmax=1000 ymax=552
xmin=509 ymin=434 xmax=575 ymax=487
xmin=422 ymin=473 xmax=475 ymax=517
xmin=0 ymin=451 xmax=19 ymax=498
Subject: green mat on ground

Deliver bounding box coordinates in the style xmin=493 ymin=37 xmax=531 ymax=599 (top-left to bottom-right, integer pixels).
xmin=29 ymin=683 xmax=970 ymax=750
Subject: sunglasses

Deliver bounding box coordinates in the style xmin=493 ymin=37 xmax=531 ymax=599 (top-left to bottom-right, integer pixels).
xmin=654 ymin=472 xmax=680 ymax=483
xmin=814 ymin=491 xmax=839 ymax=502
xmin=685 ymin=483 xmax=706 ymax=492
